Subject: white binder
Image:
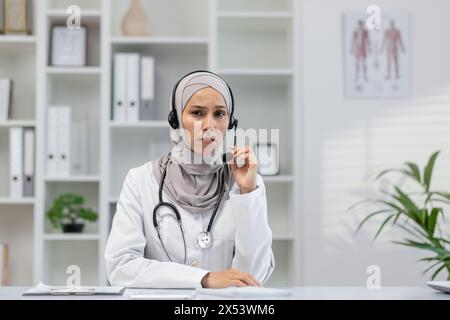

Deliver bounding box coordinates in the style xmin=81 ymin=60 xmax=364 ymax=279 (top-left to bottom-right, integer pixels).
xmin=71 ymin=120 xmax=87 ymax=175
xmin=113 ymin=53 xmax=128 ymax=122
xmin=0 ymin=78 xmax=11 ymax=121
xmin=140 ymin=56 xmax=156 ymax=120
xmin=46 ymin=106 xmax=59 ymax=176
xmin=126 ymin=53 xmax=140 ymax=122
xmin=58 ymin=106 xmax=71 ymax=176
xmin=9 ymin=127 xmax=23 ymax=198
xmin=23 ymin=127 xmax=35 ymax=197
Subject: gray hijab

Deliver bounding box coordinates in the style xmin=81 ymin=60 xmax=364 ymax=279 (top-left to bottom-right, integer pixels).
xmin=151 ymin=71 xmax=235 ymax=214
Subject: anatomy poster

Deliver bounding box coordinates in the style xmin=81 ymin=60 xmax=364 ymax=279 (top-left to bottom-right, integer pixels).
xmin=344 ymin=12 xmax=410 ymax=98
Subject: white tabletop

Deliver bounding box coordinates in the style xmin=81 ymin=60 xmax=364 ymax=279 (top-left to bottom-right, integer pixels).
xmin=0 ymin=286 xmax=449 ymax=300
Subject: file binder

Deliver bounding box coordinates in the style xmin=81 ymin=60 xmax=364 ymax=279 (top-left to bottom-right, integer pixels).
xmin=113 ymin=53 xmax=128 ymax=122
xmin=23 ymin=127 xmax=35 ymax=197
xmin=9 ymin=127 xmax=23 ymax=198
xmin=46 ymin=106 xmax=59 ymax=176
xmin=0 ymin=78 xmax=12 ymax=121
xmin=58 ymin=106 xmax=71 ymax=176
xmin=126 ymin=53 xmax=140 ymax=122
xmin=140 ymin=56 xmax=156 ymax=120
xmin=71 ymin=120 xmax=87 ymax=175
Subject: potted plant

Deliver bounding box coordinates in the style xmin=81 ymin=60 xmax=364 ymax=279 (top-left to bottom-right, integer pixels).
xmin=47 ymin=193 xmax=98 ymax=233
xmin=350 ymin=151 xmax=450 ymax=280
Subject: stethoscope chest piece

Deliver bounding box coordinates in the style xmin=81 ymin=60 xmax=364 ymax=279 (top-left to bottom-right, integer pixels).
xmin=197 ymin=231 xmax=213 ymax=249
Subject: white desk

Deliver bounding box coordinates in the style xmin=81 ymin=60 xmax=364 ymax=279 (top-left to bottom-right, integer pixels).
xmin=0 ymin=286 xmax=449 ymax=300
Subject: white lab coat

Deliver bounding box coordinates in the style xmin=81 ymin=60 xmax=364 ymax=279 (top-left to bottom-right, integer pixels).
xmin=104 ymin=161 xmax=275 ymax=288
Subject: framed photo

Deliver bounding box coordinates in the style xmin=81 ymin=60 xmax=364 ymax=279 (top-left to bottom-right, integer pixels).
xmin=51 ymin=25 xmax=87 ymax=67
xmin=344 ymin=12 xmax=410 ymax=98
xmin=4 ymin=0 xmax=28 ymax=34
xmin=254 ymin=143 xmax=279 ymax=176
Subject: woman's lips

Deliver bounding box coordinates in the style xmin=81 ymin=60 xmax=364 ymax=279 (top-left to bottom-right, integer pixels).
xmin=202 ymin=137 xmax=215 ymax=144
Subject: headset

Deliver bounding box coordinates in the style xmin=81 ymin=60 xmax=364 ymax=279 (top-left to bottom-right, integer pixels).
xmin=168 ymin=70 xmax=238 ymax=131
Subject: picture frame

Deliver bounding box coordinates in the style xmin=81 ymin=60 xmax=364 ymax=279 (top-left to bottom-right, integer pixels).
xmin=50 ymin=25 xmax=87 ymax=67
xmin=344 ymin=11 xmax=411 ymax=98
xmin=254 ymin=143 xmax=279 ymax=176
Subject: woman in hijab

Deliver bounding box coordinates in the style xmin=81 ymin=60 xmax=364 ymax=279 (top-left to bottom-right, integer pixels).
xmin=105 ymin=71 xmax=275 ymax=288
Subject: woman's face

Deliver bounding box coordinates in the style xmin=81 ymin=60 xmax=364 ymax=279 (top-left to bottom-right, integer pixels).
xmin=182 ymin=87 xmax=229 ymax=155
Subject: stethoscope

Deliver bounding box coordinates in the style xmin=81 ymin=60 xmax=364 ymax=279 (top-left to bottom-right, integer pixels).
xmin=152 ymin=153 xmax=227 ymax=264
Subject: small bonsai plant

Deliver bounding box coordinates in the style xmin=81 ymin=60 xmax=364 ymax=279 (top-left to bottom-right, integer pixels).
xmin=47 ymin=193 xmax=98 ymax=233
xmin=350 ymin=151 xmax=450 ymax=280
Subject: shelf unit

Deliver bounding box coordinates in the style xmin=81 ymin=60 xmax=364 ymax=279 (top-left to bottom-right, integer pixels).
xmin=1 ymin=0 xmax=301 ymax=287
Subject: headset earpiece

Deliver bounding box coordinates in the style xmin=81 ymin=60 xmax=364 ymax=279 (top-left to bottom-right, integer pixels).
xmin=168 ymin=110 xmax=179 ymax=129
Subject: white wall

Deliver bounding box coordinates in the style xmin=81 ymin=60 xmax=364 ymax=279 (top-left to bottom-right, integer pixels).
xmin=301 ymin=0 xmax=450 ymax=285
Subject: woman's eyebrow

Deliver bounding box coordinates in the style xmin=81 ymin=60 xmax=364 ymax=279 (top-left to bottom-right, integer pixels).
xmin=190 ymin=105 xmax=227 ymax=110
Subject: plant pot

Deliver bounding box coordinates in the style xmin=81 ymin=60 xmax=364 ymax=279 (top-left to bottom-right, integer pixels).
xmin=62 ymin=222 xmax=84 ymax=233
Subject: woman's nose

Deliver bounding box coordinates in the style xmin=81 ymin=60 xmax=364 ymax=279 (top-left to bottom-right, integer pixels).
xmin=203 ymin=115 xmax=214 ymax=130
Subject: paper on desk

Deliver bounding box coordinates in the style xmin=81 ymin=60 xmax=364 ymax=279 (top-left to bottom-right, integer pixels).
xmin=195 ymin=287 xmax=293 ymax=298
xmin=22 ymin=281 xmax=125 ymax=296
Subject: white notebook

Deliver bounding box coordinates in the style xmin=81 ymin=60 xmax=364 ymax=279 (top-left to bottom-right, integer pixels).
xmin=195 ymin=287 xmax=293 ymax=298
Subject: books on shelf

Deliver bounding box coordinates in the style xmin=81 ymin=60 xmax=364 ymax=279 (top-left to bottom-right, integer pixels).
xmin=9 ymin=126 xmax=35 ymax=198
xmin=46 ymin=106 xmax=71 ymax=177
xmin=1 ymin=0 xmax=33 ymax=35
xmin=113 ymin=53 xmax=156 ymax=122
xmin=0 ymin=243 xmax=8 ymax=286
xmin=0 ymin=78 xmax=12 ymax=121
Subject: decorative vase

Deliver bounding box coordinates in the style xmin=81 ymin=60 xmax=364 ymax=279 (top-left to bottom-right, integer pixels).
xmin=121 ymin=0 xmax=150 ymax=36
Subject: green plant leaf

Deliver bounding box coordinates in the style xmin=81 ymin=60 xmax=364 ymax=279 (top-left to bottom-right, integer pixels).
xmin=393 ymin=187 xmax=421 ymax=224
xmin=431 ymin=263 xmax=448 ymax=280
xmin=423 ymin=151 xmax=440 ymax=193
xmin=373 ymin=214 xmax=395 ymax=240
xmin=393 ymin=239 xmax=449 ymax=256
xmin=78 ymin=208 xmax=98 ymax=222
xmin=427 ymin=208 xmax=440 ymax=237
xmin=374 ymin=168 xmax=403 ymax=180
xmin=423 ymin=260 xmax=444 ymax=275
xmin=346 ymin=199 xmax=373 ymax=212
xmin=405 ymin=162 xmax=421 ymax=183
xmin=354 ymin=209 xmax=392 ymax=235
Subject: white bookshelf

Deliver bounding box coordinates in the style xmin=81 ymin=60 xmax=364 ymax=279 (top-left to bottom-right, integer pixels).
xmin=1 ymin=0 xmax=301 ymax=287
xmin=0 ymin=0 xmax=38 ymax=286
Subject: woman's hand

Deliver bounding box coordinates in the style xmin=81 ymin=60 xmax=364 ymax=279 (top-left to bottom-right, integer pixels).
xmin=201 ymin=269 xmax=261 ymax=288
xmin=230 ymin=145 xmax=258 ymax=194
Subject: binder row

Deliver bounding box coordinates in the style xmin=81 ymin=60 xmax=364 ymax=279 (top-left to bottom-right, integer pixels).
xmin=46 ymin=106 xmax=71 ymax=177
xmin=113 ymin=53 xmax=155 ymax=122
xmin=9 ymin=126 xmax=34 ymax=198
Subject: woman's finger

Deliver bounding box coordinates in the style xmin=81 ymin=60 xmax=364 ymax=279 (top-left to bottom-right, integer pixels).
xmin=239 ymin=274 xmax=258 ymax=287
xmin=232 ymin=280 xmax=247 ymax=287
xmin=248 ymin=273 xmax=261 ymax=287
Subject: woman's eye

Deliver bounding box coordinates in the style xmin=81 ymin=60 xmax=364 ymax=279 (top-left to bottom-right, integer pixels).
xmin=215 ymin=111 xmax=226 ymax=117
xmin=191 ymin=111 xmax=202 ymax=117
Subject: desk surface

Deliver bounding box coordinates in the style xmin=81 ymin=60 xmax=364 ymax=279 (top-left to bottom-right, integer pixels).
xmin=0 ymin=286 xmax=449 ymax=300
